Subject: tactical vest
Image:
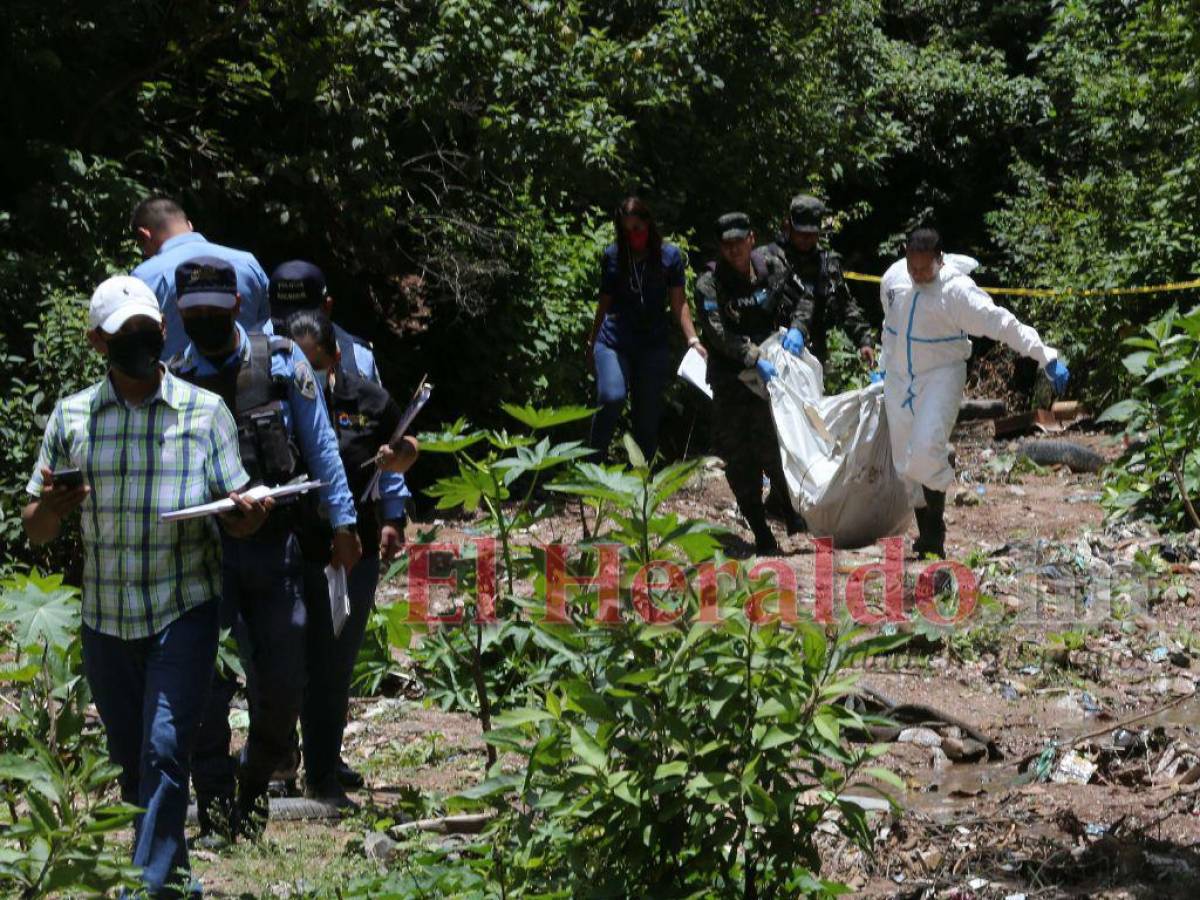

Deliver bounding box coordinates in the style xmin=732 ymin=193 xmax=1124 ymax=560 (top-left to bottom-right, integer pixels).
xmin=714 ymin=250 xmax=794 ymax=345
xmin=170 ymin=334 xmax=303 ymax=488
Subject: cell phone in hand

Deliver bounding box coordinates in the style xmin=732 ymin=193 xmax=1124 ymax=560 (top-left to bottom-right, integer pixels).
xmin=51 ymin=468 xmax=84 ymax=490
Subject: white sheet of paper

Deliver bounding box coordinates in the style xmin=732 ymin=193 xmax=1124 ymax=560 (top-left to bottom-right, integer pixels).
xmin=160 ymin=480 xmax=323 ymax=522
xmin=326 ymin=564 xmax=351 ymax=638
xmin=677 ymin=347 xmax=712 ymax=399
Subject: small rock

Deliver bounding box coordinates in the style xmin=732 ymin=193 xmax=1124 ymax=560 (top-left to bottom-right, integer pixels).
xmin=1170 ymin=650 xmax=1191 ymax=668
xmin=898 ymin=727 xmax=942 ymax=748
xmin=931 ymin=747 xmax=952 ymax=771
xmin=942 ymin=736 xmax=988 ymax=763
xmin=364 ymin=831 xmax=399 ymax=863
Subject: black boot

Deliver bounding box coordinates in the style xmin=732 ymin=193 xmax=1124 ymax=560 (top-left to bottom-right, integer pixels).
xmin=912 ymin=488 xmax=946 ymax=559
xmin=746 ymin=508 xmax=780 ymax=556
xmin=195 ymin=793 xmax=237 ymax=851
xmin=335 ymin=756 xmax=365 ymax=789
xmin=236 ymin=780 xmax=270 ymax=842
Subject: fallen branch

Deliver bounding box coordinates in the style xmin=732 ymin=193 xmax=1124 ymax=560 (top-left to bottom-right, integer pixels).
xmin=1069 ymin=691 xmax=1193 ymax=749
xmin=390 ymin=813 xmax=495 ymax=836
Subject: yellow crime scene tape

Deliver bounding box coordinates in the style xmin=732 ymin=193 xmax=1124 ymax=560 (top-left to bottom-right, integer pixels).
xmin=843 ymin=271 xmax=1200 ymax=298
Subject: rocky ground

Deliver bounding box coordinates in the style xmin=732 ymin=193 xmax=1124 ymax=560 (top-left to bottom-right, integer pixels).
xmin=186 ymin=425 xmax=1200 ymax=898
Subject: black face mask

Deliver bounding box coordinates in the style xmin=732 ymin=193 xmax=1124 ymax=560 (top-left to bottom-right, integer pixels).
xmin=184 ymin=314 xmax=236 ymax=356
xmin=106 ymin=328 xmax=164 ymax=380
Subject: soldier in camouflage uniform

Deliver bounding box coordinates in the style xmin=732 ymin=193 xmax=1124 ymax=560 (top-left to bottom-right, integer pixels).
xmin=774 ymin=195 xmax=876 ymax=367
xmin=696 ymin=213 xmax=808 ymax=555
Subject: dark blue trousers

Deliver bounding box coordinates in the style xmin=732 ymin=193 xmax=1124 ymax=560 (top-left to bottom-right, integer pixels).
xmin=590 ymin=339 xmax=672 ymax=461
xmin=191 ymin=531 xmax=306 ymax=799
xmin=300 ymin=555 xmax=381 ymax=783
xmin=82 ymin=599 xmax=218 ymax=898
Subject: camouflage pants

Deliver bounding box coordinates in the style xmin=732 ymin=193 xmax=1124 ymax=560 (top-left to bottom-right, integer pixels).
xmin=711 ymin=380 xmax=790 ymax=520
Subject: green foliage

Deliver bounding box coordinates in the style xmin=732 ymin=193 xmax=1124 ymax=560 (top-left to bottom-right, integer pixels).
xmin=387 ymin=406 xmax=903 ymax=895
xmin=0 ymin=573 xmax=141 ymax=898
xmin=0 ymin=291 xmax=104 ymax=570
xmin=1100 ymin=305 xmax=1200 ymax=532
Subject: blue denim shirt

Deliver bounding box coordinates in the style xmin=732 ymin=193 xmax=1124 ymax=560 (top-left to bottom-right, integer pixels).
xmin=172 ymin=324 xmax=357 ymax=528
xmin=133 ymin=232 xmax=272 ymax=359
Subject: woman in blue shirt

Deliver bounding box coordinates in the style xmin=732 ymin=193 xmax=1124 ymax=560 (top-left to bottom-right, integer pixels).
xmin=586 ymin=196 xmax=705 ymax=460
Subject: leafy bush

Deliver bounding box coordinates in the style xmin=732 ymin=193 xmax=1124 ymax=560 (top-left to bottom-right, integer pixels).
xmin=0 ymin=291 xmax=104 ymax=574
xmin=0 ymin=572 xmax=141 ymax=897
xmin=385 ymin=410 xmax=901 ymax=895
xmin=1099 ymin=305 xmax=1200 ymax=531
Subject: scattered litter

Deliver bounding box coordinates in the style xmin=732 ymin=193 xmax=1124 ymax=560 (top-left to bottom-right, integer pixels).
xmin=1051 ymin=751 xmax=1097 ymax=785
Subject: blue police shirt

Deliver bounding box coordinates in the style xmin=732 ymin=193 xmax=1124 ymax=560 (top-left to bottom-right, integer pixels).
xmin=173 ymin=324 xmax=357 ymax=528
xmin=596 ymin=242 xmax=686 ymax=349
xmin=263 ymin=318 xmax=379 ymax=384
xmin=263 ymin=318 xmax=408 ymax=518
xmin=133 ymin=232 xmax=272 ymax=359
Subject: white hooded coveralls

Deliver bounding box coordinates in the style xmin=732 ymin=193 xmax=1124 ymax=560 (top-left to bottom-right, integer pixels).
xmin=878 ymin=254 xmax=1059 ymax=503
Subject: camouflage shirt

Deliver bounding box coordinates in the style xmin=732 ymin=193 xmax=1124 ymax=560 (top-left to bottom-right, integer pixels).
xmin=775 ymin=240 xmax=874 ymax=361
xmin=695 ymin=245 xmax=810 ymax=379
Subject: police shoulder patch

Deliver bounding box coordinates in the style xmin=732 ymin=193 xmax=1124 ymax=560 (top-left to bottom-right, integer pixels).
xmin=294 ymin=358 xmax=319 ymax=400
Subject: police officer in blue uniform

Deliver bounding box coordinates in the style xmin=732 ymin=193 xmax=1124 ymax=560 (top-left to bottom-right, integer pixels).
xmin=266 ymin=260 xmax=411 ymax=792
xmin=286 ymin=310 xmax=419 ymax=805
xmin=168 ymin=256 xmax=362 ymax=844
xmin=267 ymin=260 xmax=380 ymax=382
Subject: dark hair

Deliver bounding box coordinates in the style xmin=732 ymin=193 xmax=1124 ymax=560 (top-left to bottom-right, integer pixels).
xmin=614 ymin=195 xmax=664 ymax=278
xmin=906 ymin=227 xmax=942 ymax=254
xmin=286 ymin=309 xmax=337 ymax=358
xmin=130 ymin=196 xmax=187 ymax=233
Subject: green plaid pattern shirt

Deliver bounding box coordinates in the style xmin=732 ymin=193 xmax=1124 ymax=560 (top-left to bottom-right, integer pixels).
xmin=26 ymin=370 xmax=249 ymax=639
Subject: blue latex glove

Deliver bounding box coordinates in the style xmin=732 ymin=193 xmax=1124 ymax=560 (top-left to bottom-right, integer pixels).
xmin=755 ymin=358 xmax=778 ymax=384
xmin=1045 ymin=358 xmax=1069 ymax=394
xmin=869 ymin=371 xmax=884 ymax=384
xmin=782 ymin=327 xmax=805 ymax=356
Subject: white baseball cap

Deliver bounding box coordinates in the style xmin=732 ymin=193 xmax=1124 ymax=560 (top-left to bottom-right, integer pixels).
xmin=89 ymin=276 xmax=163 ymax=334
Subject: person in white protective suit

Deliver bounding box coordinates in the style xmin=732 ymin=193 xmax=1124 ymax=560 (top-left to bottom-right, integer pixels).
xmin=879 ymin=227 xmax=1070 ymax=558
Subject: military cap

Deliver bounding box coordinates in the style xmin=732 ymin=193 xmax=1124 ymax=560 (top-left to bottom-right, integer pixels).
xmin=716 ymin=212 xmax=752 ymax=241
xmin=788 ymin=195 xmax=827 ymax=233
xmin=175 ymin=256 xmax=238 ymax=310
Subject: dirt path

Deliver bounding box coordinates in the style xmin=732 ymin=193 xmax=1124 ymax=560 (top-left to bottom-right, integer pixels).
xmin=193 ymin=427 xmax=1200 ymax=898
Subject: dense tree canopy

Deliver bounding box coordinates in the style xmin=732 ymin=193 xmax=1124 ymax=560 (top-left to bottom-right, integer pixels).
xmin=3 ymin=0 xmax=1199 ymax=551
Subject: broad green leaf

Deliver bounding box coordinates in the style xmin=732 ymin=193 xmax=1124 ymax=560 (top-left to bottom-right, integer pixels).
xmin=1096 ymin=398 xmax=1140 ymax=424
xmin=570 ymin=724 xmax=607 ymax=770
xmin=492 ymin=708 xmax=554 ymax=728
xmin=654 ymin=761 xmax=688 ymax=780
xmin=0 ymin=572 xmax=80 ymax=650
xmin=501 ymin=403 xmax=596 ymax=430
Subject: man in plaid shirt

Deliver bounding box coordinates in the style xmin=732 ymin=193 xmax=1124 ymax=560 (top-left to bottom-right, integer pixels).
xmin=23 ymin=275 xmax=270 ymax=898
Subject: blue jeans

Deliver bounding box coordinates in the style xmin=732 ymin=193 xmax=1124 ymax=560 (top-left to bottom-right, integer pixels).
xmin=300 ymin=555 xmax=381 ymax=782
xmin=192 ymin=531 xmax=307 ymax=799
xmin=82 ymin=600 xmax=218 ymax=898
xmin=590 ymin=339 xmax=672 ymax=461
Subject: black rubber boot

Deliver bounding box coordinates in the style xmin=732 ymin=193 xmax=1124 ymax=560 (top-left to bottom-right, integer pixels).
xmin=912 ymin=488 xmax=946 ymax=559
xmin=335 ymin=757 xmax=365 ymax=789
xmin=195 ymin=793 xmax=237 ymax=851
xmin=747 ymin=508 xmax=780 ymax=556
xmin=236 ymin=780 xmax=270 ymax=842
